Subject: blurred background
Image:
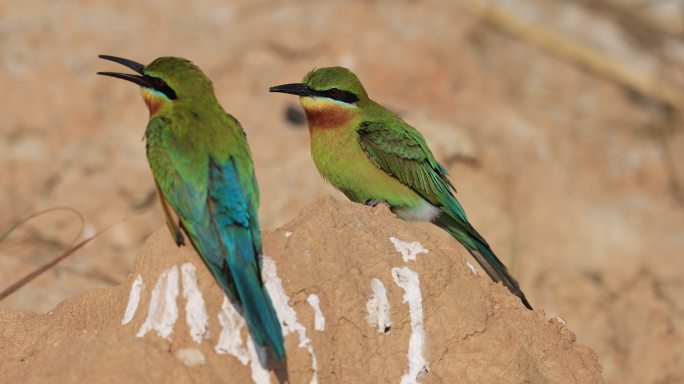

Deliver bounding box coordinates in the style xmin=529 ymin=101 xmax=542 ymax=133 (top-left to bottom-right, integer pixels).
xmin=1 ymin=0 xmax=683 ymax=382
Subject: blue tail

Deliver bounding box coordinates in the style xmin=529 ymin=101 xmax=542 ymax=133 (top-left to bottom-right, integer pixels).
xmin=180 ymin=158 xmax=285 ymax=360
xmin=186 ymin=221 xmax=285 ymax=360
xmin=434 ymin=212 xmax=533 ymax=309
xmin=229 ymin=229 xmax=285 ymax=360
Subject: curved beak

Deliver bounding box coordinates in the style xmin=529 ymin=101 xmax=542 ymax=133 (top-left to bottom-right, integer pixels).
xmin=97 ymin=54 xmax=151 ymax=87
xmin=269 ymin=83 xmax=318 ymax=97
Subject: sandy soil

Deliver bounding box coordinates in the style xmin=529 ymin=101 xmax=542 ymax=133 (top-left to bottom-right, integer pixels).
xmin=0 ymin=198 xmax=603 ymax=383
xmin=1 ymin=1 xmax=683 ymax=383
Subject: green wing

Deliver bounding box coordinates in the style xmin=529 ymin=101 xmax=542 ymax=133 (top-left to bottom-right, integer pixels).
xmin=358 ymin=120 xmax=534 ymax=309
xmin=357 ymin=120 xmax=467 ymax=221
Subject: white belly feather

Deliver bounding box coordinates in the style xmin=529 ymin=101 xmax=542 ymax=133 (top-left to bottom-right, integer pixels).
xmin=394 ymin=200 xmax=441 ymax=222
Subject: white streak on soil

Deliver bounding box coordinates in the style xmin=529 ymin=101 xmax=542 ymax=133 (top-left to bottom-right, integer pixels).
xmin=180 ymin=262 xmax=208 ymax=343
xmin=215 ymin=296 xmax=250 ymax=365
xmin=137 ymin=265 xmax=179 ymax=340
xmin=122 ymin=274 xmax=143 ymax=325
xmin=366 ymin=278 xmax=391 ymax=333
xmin=392 ymin=266 xmax=428 ymax=384
xmin=307 ymin=294 xmax=325 ymax=331
xmin=466 ymin=261 xmax=479 ymax=275
xmin=262 ymin=255 xmax=318 ymax=384
xmin=389 ymin=237 xmax=429 ymax=262
xmin=307 ymin=344 xmax=318 ymax=384
xmin=246 ymin=337 xmax=271 ymax=384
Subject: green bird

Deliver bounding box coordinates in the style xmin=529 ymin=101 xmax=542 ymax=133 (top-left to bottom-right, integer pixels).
xmin=270 ymin=67 xmax=532 ymax=309
xmin=98 ymin=55 xmax=286 ymax=358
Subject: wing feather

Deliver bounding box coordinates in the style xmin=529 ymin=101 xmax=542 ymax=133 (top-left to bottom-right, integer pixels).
xmin=357 ymin=120 xmax=468 ymax=221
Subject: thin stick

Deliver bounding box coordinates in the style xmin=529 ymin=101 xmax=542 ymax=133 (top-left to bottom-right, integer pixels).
xmin=0 ymin=219 xmax=123 ymax=301
xmin=0 ymin=207 xmax=84 ymax=245
xmin=472 ymin=2 xmax=684 ymax=110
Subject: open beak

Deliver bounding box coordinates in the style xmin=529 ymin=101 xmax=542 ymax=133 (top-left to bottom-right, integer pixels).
xmin=97 ymin=55 xmax=151 ymax=87
xmin=269 ymin=83 xmax=318 ymax=97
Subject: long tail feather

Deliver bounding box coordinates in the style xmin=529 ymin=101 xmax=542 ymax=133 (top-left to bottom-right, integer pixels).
xmin=229 ymin=231 xmax=286 ymax=360
xmin=184 ymin=220 xmax=285 ymax=360
xmin=434 ymin=213 xmax=533 ymax=309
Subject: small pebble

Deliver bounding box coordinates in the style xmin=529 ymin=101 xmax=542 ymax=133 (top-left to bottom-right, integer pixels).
xmin=175 ymin=348 xmax=206 ymax=367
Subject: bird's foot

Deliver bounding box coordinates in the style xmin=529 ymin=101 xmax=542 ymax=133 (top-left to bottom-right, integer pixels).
xmin=174 ymin=220 xmax=186 ymax=247
xmin=365 ymin=200 xmax=394 ymax=216
xmin=175 ymin=232 xmax=186 ymax=247
xmin=365 ymin=199 xmax=389 ymax=208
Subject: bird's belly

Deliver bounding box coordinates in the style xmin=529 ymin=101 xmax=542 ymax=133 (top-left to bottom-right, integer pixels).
xmin=394 ymin=200 xmax=441 ymax=222
xmin=310 ymin=129 xmax=421 ymax=208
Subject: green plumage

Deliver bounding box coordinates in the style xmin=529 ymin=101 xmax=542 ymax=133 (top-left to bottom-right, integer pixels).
xmin=271 ymin=67 xmax=532 ymax=309
xmin=100 ymin=56 xmax=285 ymax=359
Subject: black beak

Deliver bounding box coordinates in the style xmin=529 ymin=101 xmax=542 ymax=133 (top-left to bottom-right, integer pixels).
xmin=97 ymin=54 xmax=151 ymax=87
xmin=269 ymin=83 xmax=318 ymax=97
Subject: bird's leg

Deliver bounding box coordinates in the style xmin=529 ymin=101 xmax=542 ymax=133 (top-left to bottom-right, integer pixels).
xmin=365 ymin=199 xmax=390 ymax=208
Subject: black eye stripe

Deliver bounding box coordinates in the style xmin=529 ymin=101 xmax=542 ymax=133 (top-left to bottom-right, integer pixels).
xmin=321 ymin=87 xmax=359 ymax=104
xmin=145 ymin=75 xmax=178 ymax=100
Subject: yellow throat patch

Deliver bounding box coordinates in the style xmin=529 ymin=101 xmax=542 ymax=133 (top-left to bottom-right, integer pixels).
xmin=140 ymin=88 xmax=169 ymax=117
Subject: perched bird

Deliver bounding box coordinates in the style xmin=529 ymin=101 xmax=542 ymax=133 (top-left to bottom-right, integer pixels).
xmin=98 ymin=55 xmax=285 ymax=358
xmin=270 ymin=67 xmax=532 ymax=309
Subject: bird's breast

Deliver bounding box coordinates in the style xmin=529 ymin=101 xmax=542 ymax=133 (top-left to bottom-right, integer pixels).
xmin=301 ymin=97 xmax=355 ymax=130
xmin=310 ymin=127 xmax=421 ymax=208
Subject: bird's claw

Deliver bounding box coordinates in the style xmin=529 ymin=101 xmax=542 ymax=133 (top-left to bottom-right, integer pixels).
xmin=365 ymin=199 xmax=389 ymax=208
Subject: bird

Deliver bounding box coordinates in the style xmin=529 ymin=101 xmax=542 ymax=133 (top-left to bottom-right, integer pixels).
xmin=98 ymin=55 xmax=286 ymax=358
xmin=270 ymin=67 xmax=532 ymax=309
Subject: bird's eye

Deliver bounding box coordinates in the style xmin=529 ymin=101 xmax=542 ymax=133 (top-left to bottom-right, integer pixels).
xmin=329 ymin=88 xmax=343 ymax=98
xmin=325 ymin=88 xmax=359 ymax=104
xmin=146 ymin=76 xmax=178 ymax=100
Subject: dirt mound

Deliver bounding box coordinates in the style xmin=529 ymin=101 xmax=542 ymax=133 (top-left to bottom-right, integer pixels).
xmin=0 ymin=197 xmax=602 ymax=383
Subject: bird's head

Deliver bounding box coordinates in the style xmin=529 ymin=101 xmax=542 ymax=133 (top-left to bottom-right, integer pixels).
xmin=98 ymin=55 xmax=216 ymax=117
xmin=270 ymin=67 xmax=368 ymax=129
